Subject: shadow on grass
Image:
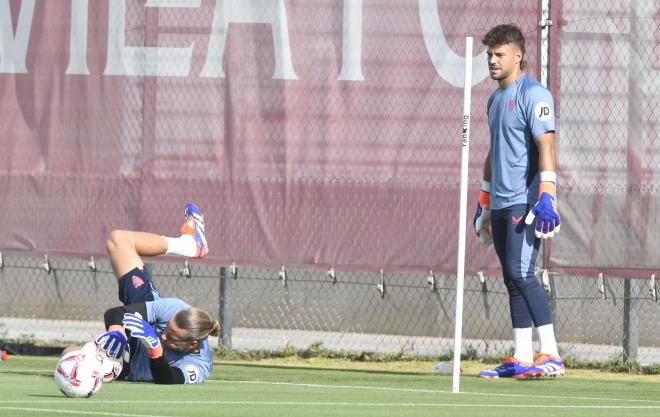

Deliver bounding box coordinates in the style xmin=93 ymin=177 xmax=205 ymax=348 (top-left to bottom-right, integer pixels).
xmin=215 ymin=362 xmax=476 ymax=379
xmin=28 ymin=394 xmax=70 ymax=398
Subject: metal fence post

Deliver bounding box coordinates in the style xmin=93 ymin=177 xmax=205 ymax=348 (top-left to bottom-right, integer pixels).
xmin=219 ymin=266 xmax=232 ymax=350
xmin=623 ymin=278 xmax=639 ymax=363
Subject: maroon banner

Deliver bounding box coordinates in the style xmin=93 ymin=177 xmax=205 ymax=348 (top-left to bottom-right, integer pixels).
xmin=0 ymin=0 xmax=542 ymax=273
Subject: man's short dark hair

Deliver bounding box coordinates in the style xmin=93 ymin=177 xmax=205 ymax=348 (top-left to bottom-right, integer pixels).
xmin=482 ymin=24 xmax=526 ymax=69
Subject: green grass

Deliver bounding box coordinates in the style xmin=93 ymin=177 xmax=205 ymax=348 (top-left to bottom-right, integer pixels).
xmin=1 ymin=355 xmax=660 ymax=417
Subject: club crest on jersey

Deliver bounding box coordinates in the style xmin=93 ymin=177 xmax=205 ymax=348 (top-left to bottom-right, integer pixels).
xmin=131 ymin=275 xmax=145 ymax=288
xmin=534 ymin=102 xmax=552 ymax=121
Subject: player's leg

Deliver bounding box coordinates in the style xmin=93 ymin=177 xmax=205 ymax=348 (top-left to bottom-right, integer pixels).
xmin=479 ymin=205 xmax=533 ymax=378
xmin=500 ymin=204 xmax=547 ymax=333
xmin=103 ymin=230 xmax=163 ymax=381
xmin=106 ymin=230 xmax=165 ymax=278
xmin=501 ymin=204 xmax=564 ymax=377
xmin=105 ymin=202 xmax=208 ymax=279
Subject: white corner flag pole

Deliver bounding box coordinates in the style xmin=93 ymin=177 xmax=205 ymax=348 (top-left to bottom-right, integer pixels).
xmin=452 ymin=36 xmax=473 ymax=394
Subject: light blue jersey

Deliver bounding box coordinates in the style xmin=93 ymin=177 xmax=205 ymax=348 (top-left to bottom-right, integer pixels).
xmin=128 ymin=298 xmax=214 ymax=384
xmin=487 ymin=73 xmax=555 ymax=209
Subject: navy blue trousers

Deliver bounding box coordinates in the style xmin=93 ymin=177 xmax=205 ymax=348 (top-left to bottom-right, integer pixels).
xmin=491 ymin=204 xmax=553 ymax=328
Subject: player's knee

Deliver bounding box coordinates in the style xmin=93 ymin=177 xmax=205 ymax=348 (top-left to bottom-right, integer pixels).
xmin=502 ymin=264 xmax=522 ymax=283
xmin=503 ymin=266 xmax=535 ymax=289
xmin=106 ymin=230 xmax=128 ymax=255
xmin=512 ymin=275 xmax=542 ymax=295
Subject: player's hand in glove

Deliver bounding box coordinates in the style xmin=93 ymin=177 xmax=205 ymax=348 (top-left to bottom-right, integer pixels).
xmin=122 ymin=312 xmax=163 ymax=359
xmin=525 ymin=172 xmax=560 ymax=239
xmin=473 ymin=181 xmax=493 ymax=245
xmin=95 ymin=328 xmax=130 ymax=362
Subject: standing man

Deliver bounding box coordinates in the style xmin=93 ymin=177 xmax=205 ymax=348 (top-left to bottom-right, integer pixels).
xmin=473 ymin=24 xmax=564 ymax=379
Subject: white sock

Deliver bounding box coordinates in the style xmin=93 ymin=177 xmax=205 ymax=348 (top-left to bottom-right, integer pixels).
xmin=513 ymin=327 xmax=533 ymax=363
xmin=164 ymin=235 xmax=197 ymax=257
xmin=536 ymin=324 xmax=560 ymax=357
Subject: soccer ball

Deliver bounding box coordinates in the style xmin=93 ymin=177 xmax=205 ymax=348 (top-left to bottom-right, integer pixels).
xmin=99 ymin=353 xmax=123 ymax=383
xmin=78 ymin=341 xmax=124 ymax=382
xmin=54 ymin=346 xmax=105 ymax=398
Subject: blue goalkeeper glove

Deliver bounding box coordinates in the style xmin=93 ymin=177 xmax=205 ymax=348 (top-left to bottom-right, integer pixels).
xmin=473 ymin=181 xmax=493 ymax=245
xmin=95 ymin=329 xmax=130 ymax=362
xmin=525 ymin=173 xmax=561 ymax=239
xmin=122 ymin=312 xmax=163 ymax=359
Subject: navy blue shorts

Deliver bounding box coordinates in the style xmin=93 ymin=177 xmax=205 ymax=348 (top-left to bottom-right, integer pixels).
xmin=116 ymin=266 xmax=161 ymax=381
xmin=117 ymin=266 xmax=161 ymax=306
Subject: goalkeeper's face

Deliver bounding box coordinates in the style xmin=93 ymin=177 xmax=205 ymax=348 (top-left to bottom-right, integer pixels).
xmin=161 ymin=318 xmax=199 ymax=353
xmin=486 ymin=43 xmax=523 ymax=83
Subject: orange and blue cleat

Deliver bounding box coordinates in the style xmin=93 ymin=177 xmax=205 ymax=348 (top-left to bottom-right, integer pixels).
xmin=525 ymin=353 xmax=565 ymax=378
xmin=479 ymin=357 xmax=533 ymax=379
xmin=180 ymin=202 xmax=208 ymax=258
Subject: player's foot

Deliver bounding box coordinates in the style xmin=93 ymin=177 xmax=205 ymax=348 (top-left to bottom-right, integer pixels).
xmin=479 ymin=357 xmax=533 ymax=378
xmin=180 ymin=202 xmax=208 ymax=258
xmin=524 ymin=353 xmax=565 ymax=378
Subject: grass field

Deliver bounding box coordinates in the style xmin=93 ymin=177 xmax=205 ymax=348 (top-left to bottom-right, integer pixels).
xmin=1 ymin=355 xmax=660 ymax=417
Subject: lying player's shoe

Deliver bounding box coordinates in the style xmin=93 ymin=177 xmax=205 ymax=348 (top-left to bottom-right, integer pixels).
xmin=479 ymin=357 xmax=533 ymax=379
xmin=524 ymin=353 xmax=565 ymax=378
xmin=180 ymin=202 xmax=208 ymax=258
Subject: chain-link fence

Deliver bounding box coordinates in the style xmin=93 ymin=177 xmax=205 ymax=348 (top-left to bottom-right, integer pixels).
xmin=0 ymin=1 xmax=659 ymax=367
xmin=1 ymin=255 xmax=659 ymax=364
xmin=553 ymin=0 xmax=660 ymax=272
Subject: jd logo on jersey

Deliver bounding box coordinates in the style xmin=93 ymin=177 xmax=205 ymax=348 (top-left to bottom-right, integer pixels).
xmin=185 ymin=365 xmax=199 ymax=382
xmin=534 ymin=102 xmax=552 ymax=122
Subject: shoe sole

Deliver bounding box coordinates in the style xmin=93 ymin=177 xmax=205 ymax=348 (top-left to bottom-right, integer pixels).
xmin=479 ymin=374 xmax=527 ymax=379
xmin=525 ymin=370 xmax=565 ymax=379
